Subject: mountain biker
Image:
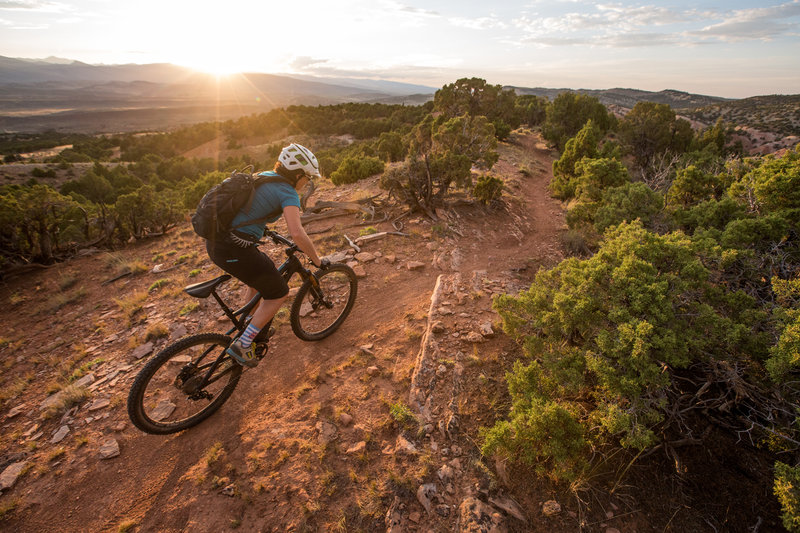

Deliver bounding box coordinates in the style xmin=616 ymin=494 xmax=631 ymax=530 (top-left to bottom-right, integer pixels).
xmin=205 ymin=143 xmax=326 ymax=367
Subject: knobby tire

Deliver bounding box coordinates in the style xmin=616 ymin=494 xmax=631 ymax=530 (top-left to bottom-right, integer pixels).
xmin=290 ymin=263 xmax=358 ymax=341
xmin=127 ymin=332 xmax=242 ymax=434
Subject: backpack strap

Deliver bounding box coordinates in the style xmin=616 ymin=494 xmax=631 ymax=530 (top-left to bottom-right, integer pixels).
xmin=232 ymin=174 xmax=296 ymax=230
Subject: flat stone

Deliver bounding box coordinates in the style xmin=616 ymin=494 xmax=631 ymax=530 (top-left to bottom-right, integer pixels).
xmin=325 ymin=251 xmax=349 ymax=263
xmin=73 ymin=373 xmax=95 ymax=388
xmin=354 ymin=252 xmax=376 ymax=263
xmin=352 ymin=265 xmax=367 ymax=279
xmin=0 ymin=461 xmax=27 ymax=491
xmin=150 ymin=400 xmax=176 ymax=421
xmin=366 ymin=366 xmax=380 ymax=376
xmin=480 ymin=322 xmax=495 ymax=337
xmin=384 ymin=254 xmax=396 ymax=263
xmin=131 ymin=342 xmax=154 ymax=360
xmin=346 ymin=441 xmax=366 ymax=454
xmin=406 ymin=261 xmax=425 ymax=271
xmin=339 ymin=413 xmax=353 ymax=427
xmin=99 ymin=438 xmax=120 ymax=459
xmin=5 ymin=405 xmax=26 ymax=419
xmin=88 ymin=398 xmax=111 ymax=412
xmin=171 ymin=355 xmax=192 ymax=364
xmin=489 ymin=496 xmax=528 ymax=522
xmin=50 ymin=425 xmax=70 ymax=444
xmin=170 ymin=325 xmax=188 ymax=340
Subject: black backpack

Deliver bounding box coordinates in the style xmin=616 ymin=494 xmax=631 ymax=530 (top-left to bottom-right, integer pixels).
xmin=191 ymin=166 xmax=292 ymax=241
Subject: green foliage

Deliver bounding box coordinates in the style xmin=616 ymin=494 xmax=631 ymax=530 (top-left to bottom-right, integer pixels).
xmin=671 ymin=195 xmax=747 ymax=234
xmin=572 ymin=157 xmax=630 ymax=202
xmin=515 ymin=95 xmax=548 ymax=127
xmin=330 ymin=156 xmax=385 ymax=186
xmin=433 ymin=78 xmax=519 ymax=140
xmin=666 ymin=165 xmax=725 ymax=208
xmin=551 ymin=120 xmax=602 ymax=200
xmin=618 ymin=102 xmax=694 ymax=169
xmin=381 ymin=113 xmax=496 ymax=213
xmin=542 ymin=92 xmax=613 ymax=151
xmin=730 ymin=145 xmax=800 ymax=213
xmin=473 ymin=175 xmax=504 ymax=206
xmin=488 ymin=221 xmax=768 ymax=480
xmin=775 ymin=461 xmax=800 ymax=532
xmin=766 ymin=277 xmax=800 ymax=381
xmin=31 ymin=166 xmax=56 ymax=178
xmin=375 ymin=131 xmax=407 ymax=162
xmin=482 ymin=394 xmax=587 ymax=481
xmin=590 ymin=182 xmax=664 ymax=233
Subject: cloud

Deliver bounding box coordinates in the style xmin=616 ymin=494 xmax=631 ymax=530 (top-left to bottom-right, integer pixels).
xmin=450 ymin=15 xmax=507 ymax=30
xmin=691 ymin=1 xmax=800 ymax=41
xmin=513 ymin=1 xmax=800 ymax=48
xmin=382 ymin=1 xmax=439 ymax=18
xmin=0 ymin=0 xmax=69 ymax=12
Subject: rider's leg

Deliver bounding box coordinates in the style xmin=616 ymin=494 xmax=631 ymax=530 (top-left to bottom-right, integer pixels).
xmin=250 ymin=293 xmax=288 ymax=329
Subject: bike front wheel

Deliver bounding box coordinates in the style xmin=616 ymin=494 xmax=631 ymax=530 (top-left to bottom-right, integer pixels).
xmin=127 ymin=333 xmax=244 ymax=434
xmin=290 ymin=264 xmax=358 ymax=341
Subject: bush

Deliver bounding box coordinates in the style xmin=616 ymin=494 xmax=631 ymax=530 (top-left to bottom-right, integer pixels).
xmin=775 ymin=462 xmax=800 ymax=532
xmin=592 ymin=182 xmax=664 ymax=233
xmin=488 ymin=221 xmax=768 ymax=480
xmin=473 ymin=175 xmax=504 ymax=205
xmin=330 ymin=156 xmax=384 ymax=186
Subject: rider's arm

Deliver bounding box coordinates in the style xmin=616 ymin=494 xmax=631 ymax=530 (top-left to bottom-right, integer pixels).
xmin=283 ymin=205 xmax=323 ymax=267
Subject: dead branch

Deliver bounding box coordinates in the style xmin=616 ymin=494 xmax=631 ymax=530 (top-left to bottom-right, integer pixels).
xmin=343 ymin=234 xmax=361 ymax=253
xmin=353 ymin=231 xmax=410 ymax=245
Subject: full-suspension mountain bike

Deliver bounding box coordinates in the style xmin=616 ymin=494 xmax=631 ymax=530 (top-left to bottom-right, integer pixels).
xmin=127 ymin=230 xmax=358 ymax=434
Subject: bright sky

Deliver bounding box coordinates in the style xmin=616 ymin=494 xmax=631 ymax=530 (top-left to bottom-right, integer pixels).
xmin=1 ymin=0 xmax=799 ymax=98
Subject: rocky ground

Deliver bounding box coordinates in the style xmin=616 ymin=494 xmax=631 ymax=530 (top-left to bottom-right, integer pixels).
xmin=0 ymin=130 xmax=586 ymax=532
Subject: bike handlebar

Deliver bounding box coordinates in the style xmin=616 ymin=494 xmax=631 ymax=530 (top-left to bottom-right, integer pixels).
xmin=261 ymin=229 xmax=297 ymax=250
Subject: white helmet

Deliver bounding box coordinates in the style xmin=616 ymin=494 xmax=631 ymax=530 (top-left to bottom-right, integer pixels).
xmin=278 ymin=143 xmax=321 ymax=179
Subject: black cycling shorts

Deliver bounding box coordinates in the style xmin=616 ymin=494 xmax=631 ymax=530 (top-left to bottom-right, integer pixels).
xmin=205 ymin=239 xmax=289 ymax=300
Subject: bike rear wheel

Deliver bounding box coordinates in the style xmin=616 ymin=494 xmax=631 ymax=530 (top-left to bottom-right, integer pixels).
xmin=290 ymin=263 xmax=358 ymax=341
xmin=127 ymin=333 xmax=245 ymax=434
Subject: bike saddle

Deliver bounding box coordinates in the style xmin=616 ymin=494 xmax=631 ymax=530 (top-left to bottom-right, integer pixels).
xmin=184 ymin=274 xmax=232 ymax=298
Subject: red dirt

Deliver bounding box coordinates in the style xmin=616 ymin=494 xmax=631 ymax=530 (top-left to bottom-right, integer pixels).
xmin=0 ymin=130 xmax=782 ymax=532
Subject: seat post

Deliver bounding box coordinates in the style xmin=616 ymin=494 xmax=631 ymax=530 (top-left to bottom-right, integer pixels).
xmin=212 ymin=291 xmax=239 ymax=326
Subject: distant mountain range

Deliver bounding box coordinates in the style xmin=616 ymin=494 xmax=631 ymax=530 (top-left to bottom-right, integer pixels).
xmin=509 ymin=86 xmax=731 ymax=110
xmin=0 ymin=56 xmax=435 ymax=133
xmin=1 ymin=56 xmax=796 ymax=136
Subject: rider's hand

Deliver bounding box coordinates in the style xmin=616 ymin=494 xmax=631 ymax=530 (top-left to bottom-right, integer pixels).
xmin=317 ymin=258 xmax=331 ymax=269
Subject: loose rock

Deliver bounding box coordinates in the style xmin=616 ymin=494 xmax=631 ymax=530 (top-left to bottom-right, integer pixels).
xmin=407 ymin=261 xmax=426 ymax=270
xmin=99 ymin=438 xmax=120 ymax=459
xmin=88 ymin=398 xmax=111 ymax=412
xmin=316 ymin=420 xmax=338 ymax=445
xmin=458 ymin=497 xmax=507 ymax=533
xmin=50 ymin=425 xmax=70 ymax=444
xmin=346 ymin=441 xmax=366 ymax=454
xmin=131 ymin=342 xmax=155 ymax=360
xmin=542 ymin=500 xmax=561 ymax=516
xmin=339 ymin=413 xmax=353 ymax=427
xmin=0 ymin=461 xmax=27 ymax=491
xmin=150 ymin=400 xmax=176 ymax=421
xmin=396 ymin=435 xmax=419 ymax=455
xmin=417 ymin=483 xmax=437 ymax=514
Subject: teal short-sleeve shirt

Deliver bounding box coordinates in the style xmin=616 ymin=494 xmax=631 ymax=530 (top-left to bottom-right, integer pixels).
xmin=231 ymin=171 xmax=300 ymax=240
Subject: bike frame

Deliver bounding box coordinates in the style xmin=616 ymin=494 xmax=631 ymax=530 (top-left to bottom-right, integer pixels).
xmin=182 ymin=231 xmax=316 ymax=392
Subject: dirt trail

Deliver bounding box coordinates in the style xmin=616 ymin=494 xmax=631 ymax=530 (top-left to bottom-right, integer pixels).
xmin=0 ymin=130 xmax=566 ymax=532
